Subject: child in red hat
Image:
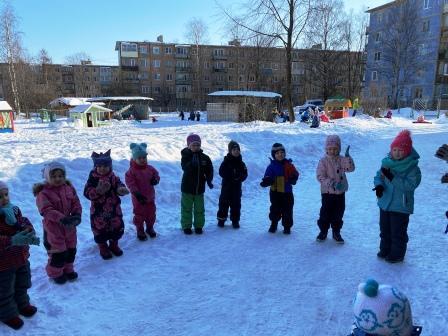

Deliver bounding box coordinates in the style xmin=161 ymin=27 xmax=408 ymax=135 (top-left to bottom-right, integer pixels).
xmin=372 ymin=130 xmax=421 ymax=263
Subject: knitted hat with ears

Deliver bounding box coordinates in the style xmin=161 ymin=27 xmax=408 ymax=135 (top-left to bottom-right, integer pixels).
xmin=0 ymin=181 xmax=8 ymax=190
xmin=42 ymin=161 xmax=66 ymax=182
xmin=390 ymin=130 xmax=413 ymax=158
xmin=326 ymin=135 xmax=341 ymax=150
xmin=130 ymin=143 xmax=148 ymax=160
xmin=353 ymin=279 xmax=413 ymax=336
xmin=91 ymin=149 xmax=112 ymax=167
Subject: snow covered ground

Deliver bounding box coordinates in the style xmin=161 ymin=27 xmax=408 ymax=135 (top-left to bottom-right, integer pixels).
xmin=1 ymin=111 xmax=447 ymax=335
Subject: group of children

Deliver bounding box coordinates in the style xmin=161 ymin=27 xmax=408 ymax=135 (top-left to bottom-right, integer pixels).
xmin=0 ymin=129 xmax=422 ymax=331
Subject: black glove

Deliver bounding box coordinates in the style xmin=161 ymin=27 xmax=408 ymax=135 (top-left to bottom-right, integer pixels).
xmin=372 ymin=185 xmax=384 ymax=198
xmin=207 ymin=180 xmax=214 ymax=189
xmin=60 ymin=214 xmax=81 ymax=227
xmin=150 ymin=177 xmax=159 ymax=186
xmin=435 ymin=144 xmax=448 ymax=161
xmin=381 ymin=167 xmax=394 ymax=181
xmin=442 ymin=173 xmax=448 ymax=184
xmin=133 ymin=191 xmax=147 ymax=205
xmin=260 ymin=176 xmax=274 ymax=188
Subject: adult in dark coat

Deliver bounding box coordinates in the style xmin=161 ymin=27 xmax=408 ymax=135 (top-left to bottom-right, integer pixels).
xmin=217 ymin=141 xmax=248 ymax=228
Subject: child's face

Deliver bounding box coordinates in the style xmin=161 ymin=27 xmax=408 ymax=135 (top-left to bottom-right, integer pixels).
xmin=231 ymin=147 xmax=240 ymax=157
xmin=190 ymin=143 xmax=201 ymax=153
xmin=326 ymin=146 xmax=339 ymax=157
xmin=49 ymin=169 xmax=66 ymax=187
xmin=135 ymin=155 xmax=147 ymax=166
xmin=391 ymin=147 xmax=405 ymax=160
xmin=274 ymin=150 xmax=285 ymax=161
xmin=0 ymin=189 xmax=10 ymax=206
xmin=95 ymin=165 xmax=111 ymax=176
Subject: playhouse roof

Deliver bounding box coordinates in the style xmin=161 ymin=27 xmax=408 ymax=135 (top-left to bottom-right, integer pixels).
xmin=87 ymin=96 xmax=153 ymax=102
xmin=208 ymin=91 xmax=282 ymax=98
xmin=49 ymin=97 xmax=90 ymax=107
xmin=0 ymin=101 xmax=12 ymax=111
xmin=69 ymin=104 xmax=112 ymax=113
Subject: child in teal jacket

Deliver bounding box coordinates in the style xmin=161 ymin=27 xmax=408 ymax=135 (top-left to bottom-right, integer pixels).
xmin=373 ymin=130 xmax=421 ymax=263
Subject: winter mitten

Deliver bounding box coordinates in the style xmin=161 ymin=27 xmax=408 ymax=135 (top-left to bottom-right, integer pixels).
xmin=260 ymin=176 xmax=274 ymax=188
xmin=381 ymin=167 xmax=394 ymax=181
xmin=207 ymin=180 xmax=214 ymax=189
xmin=117 ymin=186 xmax=130 ymax=196
xmin=435 ymin=144 xmax=448 ymax=161
xmin=372 ymin=185 xmax=384 ymax=198
xmin=333 ymin=181 xmax=344 ymax=191
xmin=60 ymin=215 xmax=81 ymax=227
xmin=442 ymin=173 xmax=448 ymax=184
xmin=345 ymin=145 xmax=351 ymax=157
xmin=96 ymin=180 xmax=111 ymax=195
xmin=150 ymin=177 xmax=159 ymax=186
xmin=11 ymin=231 xmax=38 ymax=246
xmin=70 ymin=214 xmax=82 ymax=226
xmin=133 ymin=191 xmax=147 ymax=205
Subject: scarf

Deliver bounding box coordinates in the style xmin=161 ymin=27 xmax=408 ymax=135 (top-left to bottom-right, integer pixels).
xmin=381 ymin=148 xmax=420 ymax=174
xmin=0 ymin=203 xmax=17 ymax=226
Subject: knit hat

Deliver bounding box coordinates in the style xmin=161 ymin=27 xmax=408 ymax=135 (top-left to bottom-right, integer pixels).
xmin=228 ymin=140 xmax=240 ymax=152
xmin=91 ymin=149 xmax=112 ymax=167
xmin=0 ymin=181 xmax=8 ymax=190
xmin=130 ymin=143 xmax=148 ymax=159
xmin=271 ymin=143 xmax=285 ymax=158
xmin=42 ymin=161 xmax=66 ymax=182
xmin=390 ymin=130 xmax=412 ymax=158
xmin=187 ymin=133 xmax=201 ymax=147
xmin=326 ymin=135 xmax=341 ymax=150
xmin=353 ymin=279 xmax=413 ymax=336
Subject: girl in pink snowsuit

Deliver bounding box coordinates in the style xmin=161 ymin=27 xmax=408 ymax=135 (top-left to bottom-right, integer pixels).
xmin=34 ymin=162 xmax=82 ymax=284
xmin=125 ymin=143 xmax=160 ymax=241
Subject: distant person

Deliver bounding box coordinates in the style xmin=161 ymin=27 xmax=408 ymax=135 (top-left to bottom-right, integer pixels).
xmin=385 ymin=109 xmax=392 ymax=119
xmin=188 ymin=111 xmax=195 ymax=121
xmin=310 ymin=109 xmax=320 ymax=128
xmin=352 ymin=98 xmax=360 ymax=117
xmin=373 ymin=130 xmax=421 ymax=263
xmin=179 ymin=110 xmax=185 ymax=120
xmin=196 ymin=111 xmax=201 ymax=122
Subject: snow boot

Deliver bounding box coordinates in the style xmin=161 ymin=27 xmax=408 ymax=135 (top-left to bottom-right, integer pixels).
xmin=98 ymin=243 xmax=112 ymax=260
xmin=108 ymin=240 xmax=123 ymax=257
xmin=65 ymin=272 xmax=78 ymax=281
xmin=232 ymin=221 xmax=240 ymax=229
xmin=145 ymin=227 xmax=157 ymax=238
xmin=183 ymin=228 xmax=193 ymax=235
xmin=316 ymin=231 xmax=327 ymax=242
xmin=283 ymin=226 xmax=291 ymax=234
xmin=268 ymin=222 xmax=278 ymax=233
xmin=332 ymin=231 xmax=345 ymax=244
xmin=385 ymin=255 xmax=404 ymax=263
xmin=19 ymin=305 xmax=37 ymax=317
xmin=377 ymin=250 xmax=388 ymax=259
xmin=52 ymin=274 xmax=67 ymax=285
xmin=194 ymin=227 xmax=203 ymax=234
xmin=217 ymin=219 xmax=225 ymax=227
xmin=137 ymin=230 xmax=147 ymax=241
xmin=3 ymin=316 xmax=24 ymax=330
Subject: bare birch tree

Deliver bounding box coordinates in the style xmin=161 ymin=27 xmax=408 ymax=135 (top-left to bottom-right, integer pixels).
xmin=0 ymin=1 xmax=23 ymax=114
xmin=219 ymin=0 xmax=311 ymax=122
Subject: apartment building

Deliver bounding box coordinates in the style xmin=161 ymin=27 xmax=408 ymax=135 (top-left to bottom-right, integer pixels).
xmin=364 ymin=0 xmax=447 ymax=106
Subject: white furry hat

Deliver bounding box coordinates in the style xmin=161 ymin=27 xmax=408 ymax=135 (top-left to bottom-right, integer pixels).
xmin=42 ymin=161 xmax=66 ymax=182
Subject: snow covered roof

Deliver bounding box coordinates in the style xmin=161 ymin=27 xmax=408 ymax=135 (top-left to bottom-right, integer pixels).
xmin=87 ymin=96 xmax=153 ymax=102
xmin=208 ymin=91 xmax=282 ymax=98
xmin=0 ymin=101 xmax=12 ymax=111
xmin=69 ymin=104 xmax=112 ymax=113
xmin=49 ymin=97 xmax=89 ymax=107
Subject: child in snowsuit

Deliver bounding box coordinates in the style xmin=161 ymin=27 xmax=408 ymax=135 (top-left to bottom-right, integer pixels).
xmin=349 ymin=279 xmax=422 ymax=336
xmin=373 ymin=130 xmax=421 ymax=263
xmin=180 ymin=133 xmax=214 ymax=234
xmin=217 ymin=141 xmax=248 ymax=229
xmin=125 ymin=143 xmax=160 ymax=241
xmin=0 ymin=181 xmax=40 ymax=330
xmin=260 ymin=143 xmax=299 ymax=234
xmin=84 ymin=150 xmax=129 ymax=259
xmin=34 ymin=162 xmax=82 ymax=284
xmin=316 ymin=135 xmax=355 ymax=243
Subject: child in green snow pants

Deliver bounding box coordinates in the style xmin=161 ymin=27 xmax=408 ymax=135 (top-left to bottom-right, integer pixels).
xmin=181 ymin=193 xmax=205 ymax=229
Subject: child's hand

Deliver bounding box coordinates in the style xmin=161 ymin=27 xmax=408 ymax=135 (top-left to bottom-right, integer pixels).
xmin=150 ymin=177 xmax=159 ymax=186
xmin=260 ymin=177 xmax=274 ymax=187
xmin=372 ymin=185 xmax=384 ymax=198
xmin=133 ymin=191 xmax=147 ymax=205
xmin=435 ymin=144 xmax=448 ymax=161
xmin=96 ymin=180 xmax=111 ymax=195
xmin=207 ymin=180 xmax=214 ymax=189
xmin=117 ymin=186 xmax=130 ymax=196
xmin=381 ymin=167 xmax=394 ymax=181
xmin=60 ymin=215 xmax=81 ymax=227
xmin=333 ymin=181 xmax=344 ymax=191
xmin=11 ymin=231 xmax=39 ymax=246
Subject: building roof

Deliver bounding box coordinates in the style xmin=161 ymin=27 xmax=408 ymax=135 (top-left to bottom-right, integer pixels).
xmin=87 ymin=96 xmax=154 ymax=102
xmin=0 ymin=101 xmax=12 ymax=111
xmin=69 ymin=104 xmax=112 ymax=113
xmin=366 ymin=0 xmax=397 ymax=13
xmin=49 ymin=97 xmax=89 ymax=107
xmin=208 ymin=91 xmax=282 ymax=98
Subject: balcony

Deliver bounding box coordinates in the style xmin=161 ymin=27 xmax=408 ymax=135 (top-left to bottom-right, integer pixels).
xmin=213 ymin=67 xmax=227 ymax=73
xmin=175 ymin=53 xmax=190 ymax=59
xmin=175 ymin=79 xmax=192 ymax=85
xmin=120 ymin=65 xmax=139 ymax=71
xmin=212 ymin=54 xmax=227 ymax=60
xmin=436 ymin=75 xmax=448 ymax=84
xmin=175 ymin=66 xmax=192 ymax=72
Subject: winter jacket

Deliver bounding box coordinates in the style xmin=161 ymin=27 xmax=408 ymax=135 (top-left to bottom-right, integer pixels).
xmin=34 ymin=181 xmax=82 ymax=251
xmin=317 ymin=154 xmax=355 ymax=194
xmin=125 ymin=160 xmax=160 ymax=214
xmin=0 ymin=206 xmax=34 ymax=272
xmin=181 ymin=148 xmax=213 ymax=195
xmin=373 ymin=148 xmax=421 ymax=214
xmin=219 ymin=154 xmax=248 ymax=193
xmin=84 ymin=170 xmax=126 ymax=236
xmin=263 ymin=158 xmax=299 ymax=193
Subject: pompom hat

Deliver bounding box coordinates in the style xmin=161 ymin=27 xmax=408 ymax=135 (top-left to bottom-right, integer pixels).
xmin=187 ymin=133 xmax=201 ymax=147
xmin=353 ymin=279 xmax=413 ymax=336
xmin=91 ymin=149 xmax=112 ymax=167
xmin=42 ymin=161 xmax=66 ymax=182
xmin=390 ymin=130 xmax=412 ymax=158
xmin=228 ymin=140 xmax=240 ymax=152
xmin=326 ymin=135 xmax=341 ymax=150
xmin=130 ymin=143 xmax=148 ymax=160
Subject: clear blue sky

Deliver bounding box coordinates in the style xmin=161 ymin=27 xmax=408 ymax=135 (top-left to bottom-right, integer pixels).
xmin=10 ymin=0 xmax=388 ymax=65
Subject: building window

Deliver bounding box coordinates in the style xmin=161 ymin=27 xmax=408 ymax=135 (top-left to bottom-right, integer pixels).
xmin=273 ymin=76 xmax=278 ymax=82
xmin=377 ymin=13 xmax=382 ymax=23
xmin=140 ymin=72 xmax=149 ymax=79
xmin=176 ymin=47 xmax=188 ymax=55
xmin=121 ymin=42 xmax=137 ymax=52
xmin=139 ymin=59 xmax=148 ymax=68
xmin=204 ymin=75 xmax=210 ymax=81
xmin=371 ymin=71 xmax=378 ymax=81
xmin=141 ymin=86 xmax=150 ymax=94
xmin=444 ymin=63 xmax=448 ymax=75
xmin=214 ymin=49 xmax=224 ymax=56
xmin=166 ymin=74 xmax=173 ymax=81
xmin=139 ymin=45 xmax=148 ymax=54
xmin=204 ymin=62 xmax=210 ymax=69
xmin=374 ymin=52 xmax=381 ymax=61
xmin=414 ymin=87 xmax=423 ymax=98
xmin=248 ymin=75 xmax=255 ymax=82
xmin=215 ymin=62 xmax=225 ymax=69
xmin=375 ymin=32 xmax=381 ymax=42
xmin=153 ymin=60 xmax=161 ymax=68
xmin=153 ymin=47 xmax=160 ymax=54
xmin=154 ymin=73 xmax=161 ymax=80
xmin=422 ymin=20 xmax=430 ymax=32
xmin=272 ymin=63 xmax=279 ymax=70
xmin=154 ymin=87 xmax=161 ymax=94
xmin=423 ymin=0 xmax=429 ymax=9
xmin=228 ymin=62 xmax=234 ymax=69
xmin=165 ymin=47 xmax=172 ymax=54
xmin=239 ymin=75 xmax=245 ymax=82
xmin=165 ymin=60 xmax=174 ymax=67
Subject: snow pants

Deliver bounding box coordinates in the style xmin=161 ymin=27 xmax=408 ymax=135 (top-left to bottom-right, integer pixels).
xmin=217 ymin=187 xmax=242 ymax=223
xmin=317 ymin=193 xmax=345 ymax=233
xmin=269 ymin=191 xmax=294 ymax=229
xmin=43 ymin=226 xmax=77 ymax=279
xmin=379 ymin=209 xmax=409 ymax=259
xmin=0 ymin=262 xmax=31 ymax=321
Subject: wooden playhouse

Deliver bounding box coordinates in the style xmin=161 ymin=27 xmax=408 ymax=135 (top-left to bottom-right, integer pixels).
xmin=69 ymin=104 xmax=112 ymax=127
xmin=0 ymin=100 xmax=14 ymax=133
xmin=324 ymin=99 xmax=352 ymax=119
